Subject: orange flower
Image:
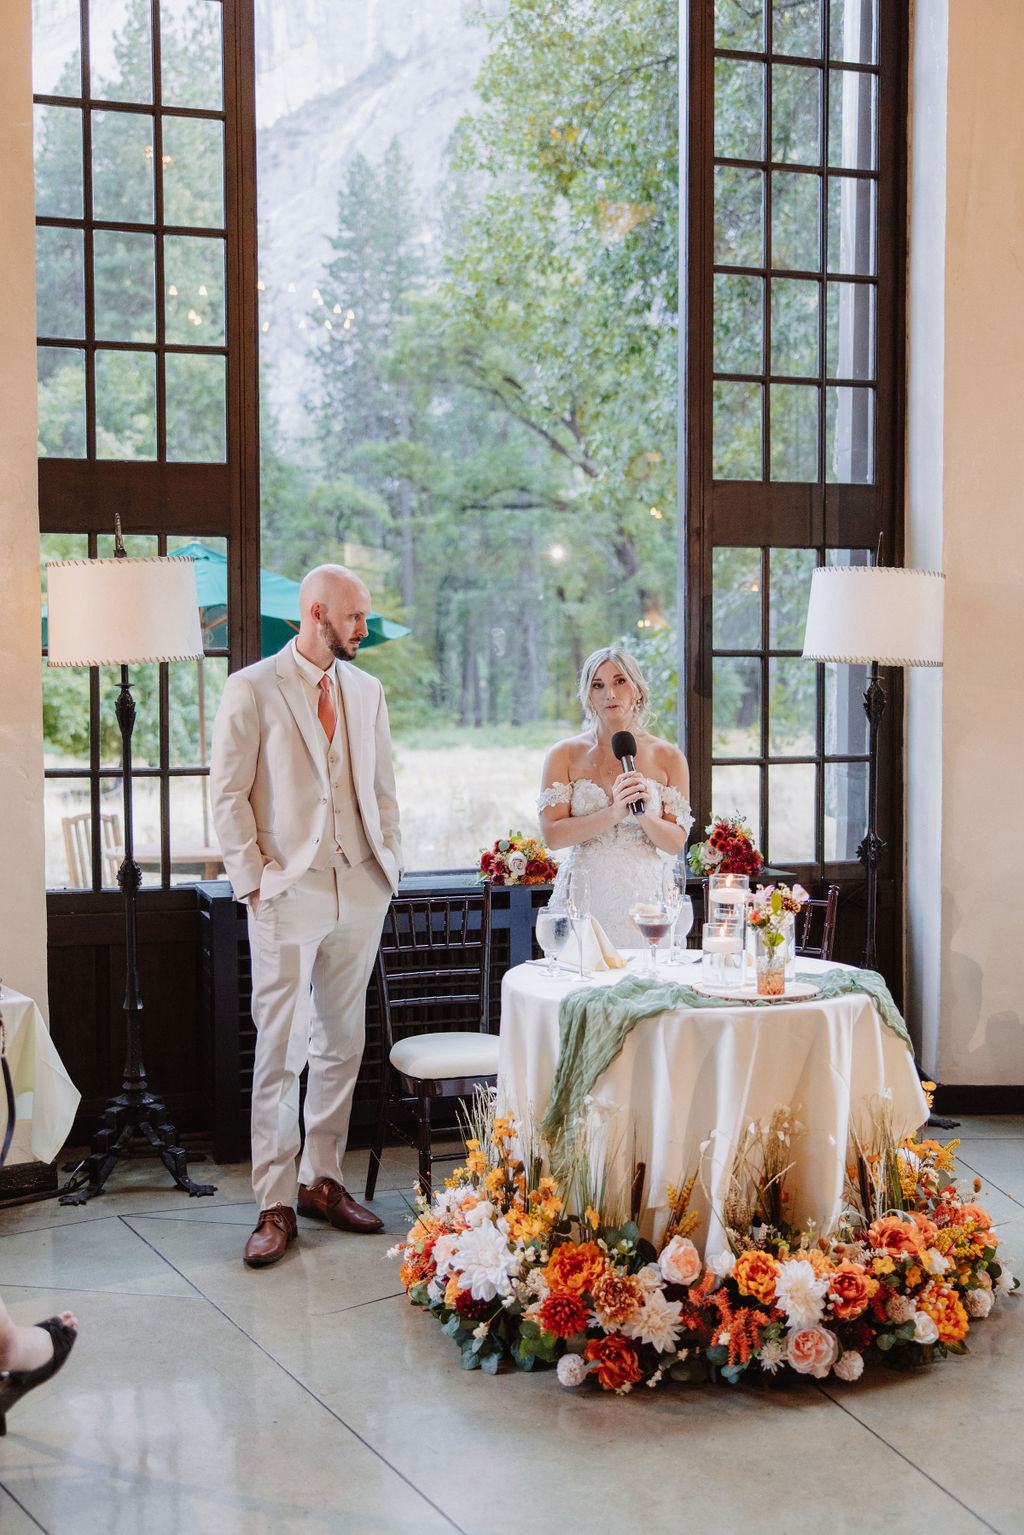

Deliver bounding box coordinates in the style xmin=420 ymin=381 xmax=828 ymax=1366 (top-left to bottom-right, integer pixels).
xmin=583 ymin=1334 xmax=643 ymax=1392
xmin=504 ymin=1208 xmax=548 ymax=1245
xmin=733 ymin=1249 xmax=780 ymax=1306
xmin=543 ymin=1241 xmax=607 ymax=1297
xmin=959 ymin=1203 xmax=993 ymax=1231
xmin=910 ymin=1211 xmax=939 ymax=1246
xmin=917 ymin=1279 xmax=970 ymax=1344
xmin=827 ymin=1260 xmax=877 ymax=1321
xmin=868 ymin=1215 xmax=925 ymax=1258
xmin=590 ymin=1271 xmax=644 ymax=1329
xmin=537 ymin=1293 xmax=589 ymax=1340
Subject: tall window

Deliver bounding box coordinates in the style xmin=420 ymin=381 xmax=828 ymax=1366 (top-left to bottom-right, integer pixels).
xmin=35 ymin=0 xmax=258 ymax=889
xmin=689 ymin=0 xmax=905 ymax=920
xmin=254 ymin=0 xmax=680 ymax=871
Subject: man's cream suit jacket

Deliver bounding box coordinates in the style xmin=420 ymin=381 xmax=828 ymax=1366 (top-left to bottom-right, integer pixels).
xmin=209 ymin=644 xmax=402 ymax=904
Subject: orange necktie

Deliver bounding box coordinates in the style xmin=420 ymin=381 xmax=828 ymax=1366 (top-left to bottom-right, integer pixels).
xmin=317 ymin=673 xmax=337 ymax=740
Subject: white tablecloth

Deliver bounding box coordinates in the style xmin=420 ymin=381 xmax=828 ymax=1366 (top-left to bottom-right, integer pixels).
xmin=498 ymin=955 xmax=929 ymax=1259
xmin=1 ymin=984 xmax=81 ymax=1164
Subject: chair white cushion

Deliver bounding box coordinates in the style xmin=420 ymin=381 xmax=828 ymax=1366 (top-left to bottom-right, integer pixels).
xmin=390 ymin=1030 xmax=500 ymax=1081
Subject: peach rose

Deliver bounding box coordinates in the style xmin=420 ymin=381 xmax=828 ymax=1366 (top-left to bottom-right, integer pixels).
xmin=910 ymin=1211 xmax=939 ymax=1246
xmin=785 ymin=1324 xmax=840 ymax=1378
xmin=827 ymin=1260 xmax=877 ymax=1321
xmin=658 ymin=1236 xmax=703 ymax=1287
xmin=583 ymin=1334 xmax=643 ymax=1392
xmin=733 ymin=1249 xmax=780 ymax=1306
xmin=867 ymin=1214 xmax=925 ymax=1259
xmin=543 ymin=1241 xmax=607 ymax=1298
xmin=959 ymin=1203 xmax=994 ymax=1231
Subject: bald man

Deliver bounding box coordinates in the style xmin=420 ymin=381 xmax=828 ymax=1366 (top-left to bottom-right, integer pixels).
xmin=210 ymin=565 xmax=402 ymax=1266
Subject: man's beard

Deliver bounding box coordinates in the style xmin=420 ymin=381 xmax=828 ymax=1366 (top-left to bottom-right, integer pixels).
xmin=319 ymin=618 xmax=359 ymax=661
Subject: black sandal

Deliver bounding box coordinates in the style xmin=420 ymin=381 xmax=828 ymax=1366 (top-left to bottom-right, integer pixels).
xmin=0 ymin=1316 xmax=77 ymax=1435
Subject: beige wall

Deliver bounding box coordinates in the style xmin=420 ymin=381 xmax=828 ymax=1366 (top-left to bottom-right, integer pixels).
xmin=0 ymin=0 xmax=49 ymax=1013
xmin=912 ymin=0 xmax=1024 ymax=1084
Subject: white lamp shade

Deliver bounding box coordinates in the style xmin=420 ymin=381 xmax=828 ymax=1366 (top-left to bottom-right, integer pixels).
xmin=802 ymin=566 xmax=944 ymax=667
xmin=47 ymin=557 xmax=204 ymax=665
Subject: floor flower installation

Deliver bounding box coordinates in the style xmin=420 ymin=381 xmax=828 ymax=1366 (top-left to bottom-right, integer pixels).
xmin=392 ymin=1095 xmax=1017 ymax=1393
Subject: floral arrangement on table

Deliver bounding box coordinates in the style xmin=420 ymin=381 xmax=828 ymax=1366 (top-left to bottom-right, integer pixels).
xmin=746 ymin=883 xmax=809 ymax=995
xmin=687 ymin=813 xmax=763 ymax=880
xmin=477 ymin=830 xmax=559 ymax=886
xmin=391 ymin=1093 xmax=1016 ymax=1393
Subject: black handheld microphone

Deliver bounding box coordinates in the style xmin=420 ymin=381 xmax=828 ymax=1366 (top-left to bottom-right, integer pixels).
xmin=610 ymin=730 xmax=645 ymax=815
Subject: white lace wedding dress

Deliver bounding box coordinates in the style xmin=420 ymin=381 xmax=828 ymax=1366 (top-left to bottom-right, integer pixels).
xmin=538 ymin=778 xmax=694 ymax=949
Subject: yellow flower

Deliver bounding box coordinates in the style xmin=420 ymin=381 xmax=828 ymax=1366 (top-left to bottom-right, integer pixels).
xmin=872 ymin=1255 xmax=896 ymax=1276
xmin=905 ymin=1265 xmax=922 ymax=1289
xmin=585 ymin=1206 xmax=601 ymax=1230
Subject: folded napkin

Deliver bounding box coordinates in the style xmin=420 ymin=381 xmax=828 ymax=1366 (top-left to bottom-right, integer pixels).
xmin=564 ymin=915 xmax=627 ymax=972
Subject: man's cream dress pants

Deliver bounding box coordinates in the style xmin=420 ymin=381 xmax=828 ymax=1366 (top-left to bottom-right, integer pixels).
xmin=245 ymin=858 xmax=391 ymax=1211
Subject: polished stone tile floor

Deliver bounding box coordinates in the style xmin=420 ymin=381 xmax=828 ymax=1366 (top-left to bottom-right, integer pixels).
xmin=1 ymin=1118 xmax=1022 ymax=1535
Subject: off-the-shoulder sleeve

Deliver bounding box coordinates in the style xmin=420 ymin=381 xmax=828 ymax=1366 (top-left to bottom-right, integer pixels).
xmin=537 ymin=781 xmax=573 ymax=811
xmin=661 ymin=785 xmax=695 ymax=832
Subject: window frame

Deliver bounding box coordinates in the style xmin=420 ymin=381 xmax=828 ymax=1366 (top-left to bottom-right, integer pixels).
xmin=685 ymin=0 xmax=909 ymax=966
xmin=37 ymin=0 xmax=260 ymax=892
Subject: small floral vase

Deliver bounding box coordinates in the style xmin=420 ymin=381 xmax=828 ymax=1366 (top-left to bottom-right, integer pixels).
xmin=754 ymin=929 xmax=786 ymax=996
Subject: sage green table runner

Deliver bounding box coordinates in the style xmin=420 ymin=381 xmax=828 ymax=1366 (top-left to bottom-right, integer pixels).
xmin=540 ymin=967 xmax=912 ymax=1144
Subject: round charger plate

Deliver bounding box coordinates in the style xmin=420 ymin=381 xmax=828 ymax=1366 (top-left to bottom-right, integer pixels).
xmin=690 ymin=979 xmax=822 ymax=1004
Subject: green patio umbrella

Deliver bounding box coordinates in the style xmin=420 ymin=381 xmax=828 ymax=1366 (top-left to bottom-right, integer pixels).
xmin=168 ymin=541 xmax=411 ymax=657
xmin=42 ymin=542 xmax=411 ymax=658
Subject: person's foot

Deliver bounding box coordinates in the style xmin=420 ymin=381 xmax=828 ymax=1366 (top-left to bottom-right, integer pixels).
xmin=243 ymin=1204 xmax=297 ymax=1267
xmin=0 ymin=1310 xmax=77 ymax=1375
xmin=298 ymin=1178 xmax=383 ymax=1233
xmin=0 ymin=1314 xmax=78 ymax=1435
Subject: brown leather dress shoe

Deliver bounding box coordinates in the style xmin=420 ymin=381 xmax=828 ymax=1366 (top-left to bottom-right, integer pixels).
xmin=244 ymin=1204 xmax=297 ymax=1267
xmin=297 ymin=1177 xmax=383 ymax=1234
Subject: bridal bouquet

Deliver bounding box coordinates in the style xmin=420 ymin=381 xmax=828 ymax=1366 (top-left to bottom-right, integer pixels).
xmin=478 ymin=831 xmax=558 ymax=886
xmin=687 ymin=813 xmax=763 ymax=879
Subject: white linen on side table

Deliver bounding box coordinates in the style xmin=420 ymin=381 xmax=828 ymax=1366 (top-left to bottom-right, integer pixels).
xmin=497 ymin=955 xmax=929 ymax=1261
xmin=1 ymin=984 xmax=81 ymax=1163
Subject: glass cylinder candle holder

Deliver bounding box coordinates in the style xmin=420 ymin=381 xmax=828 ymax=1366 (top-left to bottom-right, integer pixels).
xmin=702 ymin=921 xmax=744 ymax=987
xmin=707 ymin=872 xmax=749 ymax=926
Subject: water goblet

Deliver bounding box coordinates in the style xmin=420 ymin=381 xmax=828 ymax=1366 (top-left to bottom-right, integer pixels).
xmin=566 ymin=869 xmax=591 ymax=978
xmin=535 ymin=903 xmax=572 ymax=976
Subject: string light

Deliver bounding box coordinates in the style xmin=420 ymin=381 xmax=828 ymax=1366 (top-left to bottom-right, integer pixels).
xmin=649 ymin=506 xmax=662 ymax=519
xmin=167 ymin=284 xmax=178 ymax=296
xmin=256 ymin=280 xmax=266 ymax=291
xmin=197 ymin=284 xmax=208 ymax=296
xmin=548 ymin=543 xmax=567 ymax=563
xmin=332 ymin=303 xmax=342 ymax=314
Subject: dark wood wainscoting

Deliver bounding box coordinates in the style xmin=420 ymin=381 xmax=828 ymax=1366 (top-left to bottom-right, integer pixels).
xmin=48 ymin=876 xmax=553 ymax=1158
xmin=48 ymin=889 xmax=210 ymax=1144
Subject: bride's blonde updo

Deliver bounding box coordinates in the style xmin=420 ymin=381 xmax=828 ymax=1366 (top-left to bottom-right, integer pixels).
xmin=578 ymin=646 xmax=652 ymax=728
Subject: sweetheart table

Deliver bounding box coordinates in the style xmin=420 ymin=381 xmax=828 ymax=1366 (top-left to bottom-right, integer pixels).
xmin=497 ymin=955 xmax=929 ymax=1261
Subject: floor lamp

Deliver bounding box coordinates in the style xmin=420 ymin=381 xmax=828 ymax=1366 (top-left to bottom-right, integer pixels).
xmin=47 ymin=524 xmax=217 ymax=1204
xmin=802 ymin=565 xmax=944 ymax=971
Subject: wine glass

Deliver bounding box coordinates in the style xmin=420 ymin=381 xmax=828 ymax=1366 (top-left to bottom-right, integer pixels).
xmin=566 ymin=868 xmax=591 ymax=978
xmin=629 ymin=896 xmax=672 ymax=977
xmin=535 ymin=902 xmax=572 ymax=976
